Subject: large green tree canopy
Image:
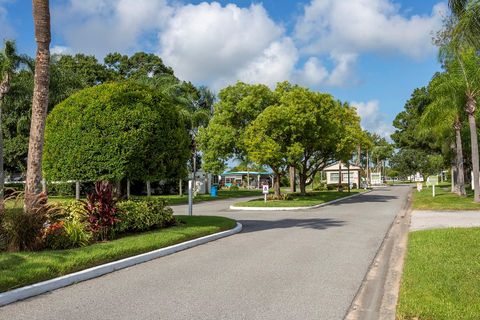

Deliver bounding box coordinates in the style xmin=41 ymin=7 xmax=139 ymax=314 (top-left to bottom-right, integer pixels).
xmin=43 ymin=82 xmax=190 ymax=182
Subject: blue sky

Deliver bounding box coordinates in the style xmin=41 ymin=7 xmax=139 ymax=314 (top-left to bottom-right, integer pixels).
xmin=0 ymin=0 xmax=448 ymax=137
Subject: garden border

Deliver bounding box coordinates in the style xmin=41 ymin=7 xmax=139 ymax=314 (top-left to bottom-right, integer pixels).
xmin=0 ymin=222 xmax=243 ymax=307
xmin=229 ymin=190 xmax=371 ymax=211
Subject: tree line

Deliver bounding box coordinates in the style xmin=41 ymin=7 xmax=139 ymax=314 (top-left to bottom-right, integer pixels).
xmin=391 ymin=0 xmax=480 ymax=201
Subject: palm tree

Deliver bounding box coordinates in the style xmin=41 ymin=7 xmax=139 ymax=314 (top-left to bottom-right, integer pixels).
xmin=25 ymin=0 xmax=51 ymax=210
xmin=448 ymin=0 xmax=480 ymax=48
xmin=438 ymin=49 xmax=480 ymax=200
xmin=0 ymin=40 xmax=31 ymax=211
xmin=421 ymin=72 xmax=467 ymax=196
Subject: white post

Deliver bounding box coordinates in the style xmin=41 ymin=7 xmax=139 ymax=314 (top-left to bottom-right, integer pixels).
xmin=75 ymin=181 xmax=80 ymax=200
xmin=188 ymin=180 xmax=193 ymax=216
xmin=433 ymin=184 xmax=436 ymax=197
xmin=41 ymin=179 xmax=47 ymax=193
xmin=179 ymin=179 xmax=183 ymax=196
xmin=147 ymin=181 xmax=151 ymax=197
xmin=126 ymin=179 xmax=131 ymax=199
xmin=264 ymin=193 xmax=267 ymax=203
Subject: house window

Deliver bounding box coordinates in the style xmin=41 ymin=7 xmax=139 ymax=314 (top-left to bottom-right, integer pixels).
xmin=330 ymin=173 xmax=339 ymax=183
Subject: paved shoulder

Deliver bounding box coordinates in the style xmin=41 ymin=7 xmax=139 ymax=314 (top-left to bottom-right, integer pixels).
xmin=410 ymin=210 xmax=480 ymax=231
xmin=0 ymin=186 xmax=410 ymax=320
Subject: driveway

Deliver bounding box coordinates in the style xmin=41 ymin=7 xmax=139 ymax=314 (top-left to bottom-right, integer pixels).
xmin=0 ymin=186 xmax=410 ymax=320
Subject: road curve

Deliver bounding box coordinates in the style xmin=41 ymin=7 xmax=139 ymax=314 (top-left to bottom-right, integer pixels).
xmin=0 ymin=186 xmax=410 ymax=320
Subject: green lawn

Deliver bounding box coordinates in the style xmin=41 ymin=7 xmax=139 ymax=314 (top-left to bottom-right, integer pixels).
xmin=0 ymin=215 xmax=236 ymax=293
xmin=412 ymin=185 xmax=480 ymax=210
xmin=397 ymin=228 xmax=480 ymax=320
xmin=233 ymin=190 xmax=361 ymax=207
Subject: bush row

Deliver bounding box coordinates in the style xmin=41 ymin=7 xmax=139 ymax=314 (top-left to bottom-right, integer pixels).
xmin=0 ymin=182 xmax=177 ymax=252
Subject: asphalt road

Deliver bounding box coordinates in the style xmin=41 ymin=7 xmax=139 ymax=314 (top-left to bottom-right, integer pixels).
xmin=0 ymin=186 xmax=410 ymax=320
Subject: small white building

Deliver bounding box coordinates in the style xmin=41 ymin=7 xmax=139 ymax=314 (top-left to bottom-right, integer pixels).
xmin=323 ymin=162 xmax=361 ymax=188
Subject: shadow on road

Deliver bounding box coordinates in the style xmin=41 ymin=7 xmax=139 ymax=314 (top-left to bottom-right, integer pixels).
xmin=331 ymin=193 xmax=399 ymax=205
xmin=238 ymin=218 xmax=345 ymax=233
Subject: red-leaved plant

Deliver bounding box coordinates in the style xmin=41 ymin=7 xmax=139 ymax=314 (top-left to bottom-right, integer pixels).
xmin=82 ymin=181 xmax=120 ymax=241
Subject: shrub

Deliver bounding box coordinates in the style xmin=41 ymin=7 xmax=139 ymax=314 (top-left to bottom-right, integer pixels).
xmin=2 ymin=193 xmax=55 ymax=251
xmin=43 ymin=219 xmax=91 ymax=250
xmin=82 ymin=182 xmax=120 ymax=241
xmin=47 ymin=182 xmax=74 ymax=196
xmin=266 ymin=193 xmax=291 ymax=201
xmin=229 ymin=185 xmax=239 ymax=191
xmin=116 ymin=199 xmax=176 ymax=233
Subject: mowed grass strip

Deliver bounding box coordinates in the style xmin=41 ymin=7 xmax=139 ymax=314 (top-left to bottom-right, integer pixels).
xmin=412 ymin=185 xmax=480 ymax=210
xmin=234 ymin=190 xmax=361 ymax=207
xmin=397 ymin=228 xmax=480 ymax=320
xmin=0 ymin=216 xmax=236 ymax=293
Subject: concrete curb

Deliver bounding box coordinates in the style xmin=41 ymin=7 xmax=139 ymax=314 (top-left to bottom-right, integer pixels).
xmin=229 ymin=191 xmax=372 ymax=211
xmin=0 ymin=222 xmax=243 ymax=307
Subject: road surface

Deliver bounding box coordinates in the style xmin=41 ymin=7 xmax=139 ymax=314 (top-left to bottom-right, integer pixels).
xmin=0 ymin=186 xmax=410 ymax=320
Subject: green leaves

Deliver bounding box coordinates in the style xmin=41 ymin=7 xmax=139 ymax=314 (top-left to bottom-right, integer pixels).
xmin=43 ymin=82 xmax=190 ymax=182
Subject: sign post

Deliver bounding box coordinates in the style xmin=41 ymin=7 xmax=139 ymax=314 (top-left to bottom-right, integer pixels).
xmin=262 ymin=184 xmax=269 ymax=203
xmin=426 ymin=175 xmax=439 ymax=197
xmin=188 ymin=180 xmax=193 ymax=216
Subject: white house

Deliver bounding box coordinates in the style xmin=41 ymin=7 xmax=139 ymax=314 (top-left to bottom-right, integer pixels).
xmin=323 ymin=162 xmax=361 ymax=188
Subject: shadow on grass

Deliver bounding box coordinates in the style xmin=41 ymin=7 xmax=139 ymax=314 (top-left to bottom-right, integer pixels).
xmin=238 ymin=218 xmax=345 ymax=233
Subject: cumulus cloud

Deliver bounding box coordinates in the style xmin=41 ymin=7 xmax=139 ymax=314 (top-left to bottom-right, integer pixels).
xmin=295 ymin=0 xmax=447 ymax=59
xmin=352 ymin=100 xmax=394 ymax=138
xmin=52 ymin=0 xmax=172 ymax=57
xmin=159 ymin=2 xmax=289 ymax=89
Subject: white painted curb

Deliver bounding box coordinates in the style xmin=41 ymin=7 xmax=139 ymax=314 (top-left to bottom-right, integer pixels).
xmin=0 ymin=222 xmax=242 ymax=307
xmin=229 ymin=191 xmax=372 ymax=211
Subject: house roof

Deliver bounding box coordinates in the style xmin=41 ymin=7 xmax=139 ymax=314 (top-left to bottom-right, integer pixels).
xmin=323 ymin=162 xmax=361 ymax=171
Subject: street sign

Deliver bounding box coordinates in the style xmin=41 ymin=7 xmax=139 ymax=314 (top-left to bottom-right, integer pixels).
xmin=262 ymin=185 xmax=269 ymax=194
xmin=426 ymin=176 xmax=439 ymax=186
xmin=426 ymin=175 xmax=439 ymax=197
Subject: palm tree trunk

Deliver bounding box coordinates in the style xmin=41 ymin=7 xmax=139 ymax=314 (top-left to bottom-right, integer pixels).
xmin=454 ymin=119 xmax=466 ymax=196
xmin=25 ymin=0 xmax=51 ymax=210
xmin=466 ymin=95 xmax=480 ymax=201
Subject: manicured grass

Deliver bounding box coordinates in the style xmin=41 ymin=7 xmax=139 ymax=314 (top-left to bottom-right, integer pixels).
xmin=233 ymin=190 xmax=361 ymax=207
xmin=0 ymin=215 xmax=236 ymax=293
xmin=397 ymin=228 xmax=480 ymax=320
xmin=412 ymin=185 xmax=480 ymax=210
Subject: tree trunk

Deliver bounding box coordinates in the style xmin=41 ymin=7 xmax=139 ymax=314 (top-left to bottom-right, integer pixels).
xmin=25 ymin=0 xmax=51 ymax=211
xmin=289 ymin=166 xmax=296 ymax=193
xmin=454 ymin=119 xmax=466 ymax=196
xmin=126 ymin=179 xmax=130 ymax=199
xmin=274 ymin=173 xmax=281 ymax=198
xmin=338 ymin=162 xmax=342 ymax=191
xmin=299 ymin=172 xmax=307 ymax=195
xmin=179 ymin=179 xmax=183 ymax=196
xmin=347 ymin=163 xmax=351 ymax=193
xmin=366 ymin=150 xmax=370 ymax=185
xmin=467 ymin=106 xmax=480 ymax=201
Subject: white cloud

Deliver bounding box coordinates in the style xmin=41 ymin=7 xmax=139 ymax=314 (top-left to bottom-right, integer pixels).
xmin=52 ymin=0 xmax=171 ymax=57
xmin=51 ymin=45 xmax=72 ymax=55
xmin=159 ymin=2 xmax=287 ymax=89
xmin=352 ymin=100 xmax=394 ymax=138
xmin=295 ymin=0 xmax=447 ymax=59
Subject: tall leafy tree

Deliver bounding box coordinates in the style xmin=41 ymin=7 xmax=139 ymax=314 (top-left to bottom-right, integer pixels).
xmin=25 ymin=0 xmax=51 ymax=210
xmin=198 ymin=82 xmax=277 ymax=174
